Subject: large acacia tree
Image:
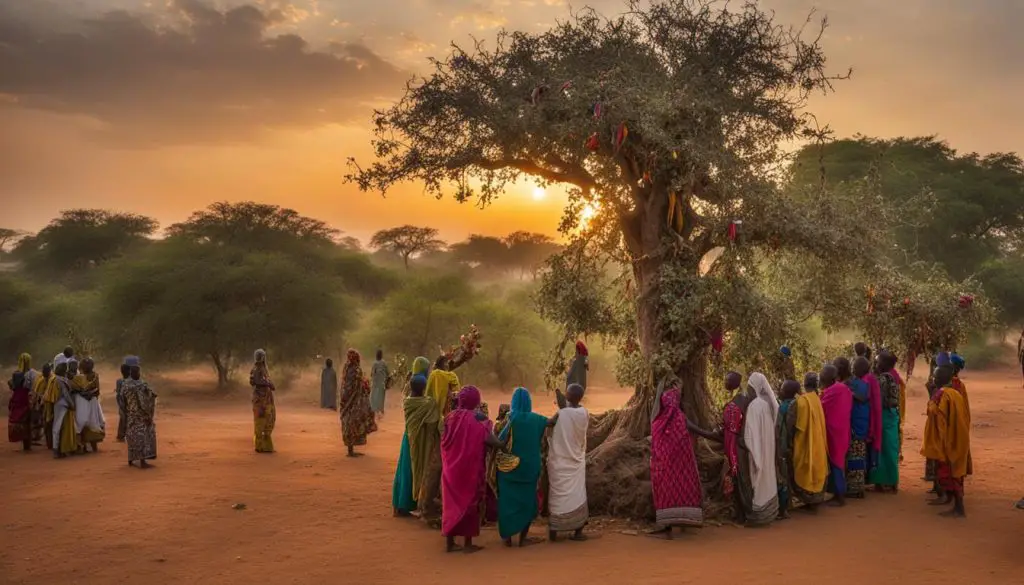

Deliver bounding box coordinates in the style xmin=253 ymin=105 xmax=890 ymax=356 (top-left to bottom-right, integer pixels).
xmin=349 ymin=0 xmax=870 ymax=427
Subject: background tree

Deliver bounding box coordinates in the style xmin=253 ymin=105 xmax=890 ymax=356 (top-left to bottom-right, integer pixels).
xmin=167 ymin=201 xmax=337 ymax=249
xmin=13 ymin=209 xmax=158 ymax=280
xmin=369 ymin=225 xmax=446 ymax=270
xmin=0 ymin=227 xmax=26 ymax=256
xmin=450 ymin=234 xmax=511 ymax=275
xmin=504 ymin=231 xmax=562 ymax=279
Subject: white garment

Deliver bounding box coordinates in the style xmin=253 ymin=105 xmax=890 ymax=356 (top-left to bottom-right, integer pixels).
xmin=74 ymin=395 xmax=106 ymax=434
xmin=546 ymin=406 xmax=589 ymax=516
xmin=54 ymin=353 xmax=70 ymax=369
xmin=744 ymin=377 xmax=778 ymax=510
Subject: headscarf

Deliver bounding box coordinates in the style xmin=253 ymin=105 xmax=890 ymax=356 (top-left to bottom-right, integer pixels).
xmin=346 ymin=349 xmax=360 ymax=366
xmin=747 ymin=372 xmax=779 ymax=419
xmin=935 ymin=351 xmax=950 ymax=367
xmin=950 ymin=353 xmax=966 ymax=370
xmin=499 ymin=387 xmax=532 ymax=441
xmin=650 ymin=375 xmax=680 ymax=422
xmin=780 ymin=345 xmax=792 ymax=357
xmin=411 ymin=356 xmax=431 ymax=377
xmin=457 ymin=385 xmax=481 ymax=411
xmin=575 ymin=341 xmax=589 ymax=357
xmin=254 ymin=349 xmax=267 ymax=364
xmin=124 ymin=355 xmax=140 ymax=368
xmin=17 ymin=353 xmax=31 ymax=372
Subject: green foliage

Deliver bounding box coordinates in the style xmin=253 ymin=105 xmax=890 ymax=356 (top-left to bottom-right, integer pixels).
xmin=450 ymin=232 xmax=562 ymax=279
xmin=975 ymin=255 xmax=1024 ymax=328
xmin=0 ymin=274 xmax=85 ymax=365
xmin=369 ymin=225 xmax=446 ymax=270
xmin=13 ymin=209 xmax=158 ymax=284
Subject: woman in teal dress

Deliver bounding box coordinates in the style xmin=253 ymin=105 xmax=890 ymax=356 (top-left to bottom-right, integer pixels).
xmin=496 ymin=387 xmax=552 ymax=547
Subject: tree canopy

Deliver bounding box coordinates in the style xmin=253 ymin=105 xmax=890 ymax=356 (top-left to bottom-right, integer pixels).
xmin=369 ymin=225 xmax=446 ymax=270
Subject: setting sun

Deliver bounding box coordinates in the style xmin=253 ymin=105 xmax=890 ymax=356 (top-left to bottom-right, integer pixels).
xmin=532 ymin=186 xmax=546 ymax=201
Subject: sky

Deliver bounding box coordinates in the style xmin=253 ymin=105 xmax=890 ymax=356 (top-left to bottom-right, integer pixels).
xmin=2 ymin=0 xmax=1022 ymax=244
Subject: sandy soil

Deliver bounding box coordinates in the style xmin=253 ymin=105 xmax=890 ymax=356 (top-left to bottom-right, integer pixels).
xmin=2 ymin=367 xmax=1022 ymax=585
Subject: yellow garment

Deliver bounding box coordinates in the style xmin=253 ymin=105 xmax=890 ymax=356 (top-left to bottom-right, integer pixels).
xmin=792 ymin=392 xmax=829 ymax=493
xmin=34 ymin=375 xmax=55 ymax=423
xmin=58 ymin=406 xmax=78 ymax=454
xmin=41 ymin=376 xmax=60 ymax=404
xmin=424 ymin=369 xmax=459 ymax=433
xmin=921 ymin=386 xmax=971 ymax=478
xmin=71 ymin=372 xmax=100 ymax=394
xmin=18 ymin=353 xmax=31 ymax=371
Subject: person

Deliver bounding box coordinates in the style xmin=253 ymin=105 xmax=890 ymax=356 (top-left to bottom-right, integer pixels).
xmin=340 ymin=349 xmax=377 ymax=457
xmin=820 ymin=364 xmax=852 ymax=506
xmin=949 ymin=353 xmax=973 ymax=477
xmin=744 ymin=372 xmax=779 ymax=526
xmin=115 ymin=362 xmax=131 ymax=442
xmin=33 ymin=363 xmax=55 ymax=450
xmin=775 ymin=380 xmax=799 ymax=518
xmin=441 ymin=386 xmax=504 ymax=553
xmin=496 ymin=387 xmax=552 ymax=547
xmin=7 ymin=353 xmax=34 ymax=450
xmin=370 ymin=349 xmax=390 ymax=418
xmin=780 ymin=377 xmax=828 ymax=512
xmin=839 ymin=357 xmax=869 ymax=498
xmin=547 ymin=383 xmax=591 ymax=541
xmin=250 ymin=349 xmax=276 ymax=453
xmin=1018 ymin=329 xmax=1024 ymax=388
xmin=924 ymin=351 xmax=951 ymax=490
xmin=650 ymin=378 xmax=714 ymax=537
xmin=921 ymin=365 xmax=970 ymax=517
xmin=53 ymin=346 xmax=74 ymax=370
xmin=395 ymin=373 xmax=435 ymax=517
xmin=566 ymin=341 xmax=589 ymax=390
xmin=859 ymin=349 xmax=883 ymax=484
xmin=772 ymin=346 xmax=797 ymax=389
xmin=803 ymin=372 xmax=819 ymax=395
xmin=868 ymin=351 xmax=900 ymax=492
xmin=122 ymin=356 xmax=157 ymax=469
xmin=320 ymin=358 xmax=338 ymax=410
xmin=51 ymin=362 xmax=78 ymax=458
xmin=418 ymin=359 xmax=461 ymax=522
xmin=71 ymin=357 xmax=105 ymax=452
xmin=890 ymin=354 xmax=908 ymax=462
xmin=721 ymin=371 xmax=753 ymax=522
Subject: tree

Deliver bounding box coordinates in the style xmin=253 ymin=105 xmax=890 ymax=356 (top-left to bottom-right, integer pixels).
xmin=450 ymin=234 xmax=510 ymax=274
xmin=13 ymin=209 xmax=158 ymax=276
xmin=99 ymin=239 xmax=351 ymax=387
xmin=975 ymin=255 xmax=1024 ymax=329
xmin=167 ymin=201 xmax=337 ymax=250
xmin=0 ymin=273 xmax=83 ymax=363
xmin=369 ymin=226 xmax=446 ymax=270
xmin=504 ymin=231 xmax=562 ymax=279
xmin=348 ymin=0 xmax=863 ymax=430
xmin=0 ymin=228 xmax=26 ymax=255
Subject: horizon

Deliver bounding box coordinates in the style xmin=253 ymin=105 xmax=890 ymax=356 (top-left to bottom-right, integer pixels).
xmin=2 ymin=0 xmax=1022 ymax=243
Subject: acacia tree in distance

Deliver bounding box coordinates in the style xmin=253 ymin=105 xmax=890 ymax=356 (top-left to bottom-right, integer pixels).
xmin=369 ymin=225 xmax=446 ymax=270
xmin=348 ymin=0 xmax=871 ymax=433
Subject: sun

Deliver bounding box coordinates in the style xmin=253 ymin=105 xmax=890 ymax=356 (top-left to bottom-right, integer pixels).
xmin=531 ymin=186 xmax=546 ymax=201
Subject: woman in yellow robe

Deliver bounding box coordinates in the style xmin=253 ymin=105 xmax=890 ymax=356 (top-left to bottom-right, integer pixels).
xmin=250 ymin=349 xmax=276 ymax=453
xmin=921 ymin=365 xmax=970 ymax=518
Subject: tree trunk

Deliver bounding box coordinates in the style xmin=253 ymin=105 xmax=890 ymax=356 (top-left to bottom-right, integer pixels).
xmin=211 ymin=352 xmax=230 ymax=388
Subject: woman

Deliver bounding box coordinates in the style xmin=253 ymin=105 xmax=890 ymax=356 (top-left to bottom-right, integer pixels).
xmin=51 ymin=362 xmax=78 ymax=458
xmin=122 ymin=356 xmax=157 ymax=469
xmin=780 ymin=379 xmax=828 ymax=511
xmin=72 ymin=357 xmax=105 ymax=452
xmin=845 ymin=357 xmax=871 ymax=498
xmin=922 ymin=365 xmax=970 ymax=517
xmin=370 ymin=349 xmax=390 ymax=417
xmin=650 ymin=379 xmax=713 ymax=536
xmin=320 ymin=358 xmax=338 ymax=410
xmin=820 ymin=364 xmax=852 ymax=506
xmin=33 ymin=363 xmax=55 ymax=450
xmin=547 ymin=383 xmax=590 ymax=541
xmin=7 ymin=353 xmax=34 ymax=450
xmin=418 ymin=361 xmax=460 ymax=521
xmin=250 ymin=349 xmax=276 ymax=453
xmin=394 ymin=373 xmax=434 ymax=516
xmin=496 ymin=387 xmax=551 ymax=547
xmin=868 ymin=352 xmax=900 ymax=491
xmin=744 ymin=372 xmax=779 ymax=526
xmin=340 ymin=349 xmax=377 ymax=457
xmin=721 ymin=371 xmax=753 ymax=522
xmin=566 ymin=341 xmax=589 ymax=390
xmin=115 ymin=362 xmax=131 ymax=441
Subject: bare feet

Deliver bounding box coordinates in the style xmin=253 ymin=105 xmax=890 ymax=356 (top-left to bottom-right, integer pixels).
xmin=928 ymin=496 xmax=953 ymax=506
xmin=569 ymin=532 xmax=589 ymax=542
xmin=463 ymin=544 xmax=484 ymax=554
xmin=446 ymin=544 xmax=463 ymax=553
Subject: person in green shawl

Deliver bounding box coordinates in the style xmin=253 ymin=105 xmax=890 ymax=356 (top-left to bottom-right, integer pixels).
xmin=393 ymin=373 xmax=433 ymax=516
xmin=868 ymin=351 xmax=901 ymax=492
xmin=497 ymin=387 xmax=554 ymax=547
xmin=566 ymin=341 xmax=588 ymax=390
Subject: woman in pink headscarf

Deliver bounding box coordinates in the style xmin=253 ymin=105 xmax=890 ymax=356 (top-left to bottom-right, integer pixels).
xmin=440 ymin=386 xmax=503 ymax=553
xmin=820 ymin=363 xmax=853 ymax=506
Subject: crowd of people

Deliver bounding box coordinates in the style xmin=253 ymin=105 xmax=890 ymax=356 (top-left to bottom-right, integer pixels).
xmin=6 ymin=347 xmax=158 ymax=468
xmin=6 ymin=338 xmax=978 ymax=551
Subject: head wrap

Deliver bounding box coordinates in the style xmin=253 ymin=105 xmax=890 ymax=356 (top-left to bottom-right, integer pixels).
xmin=935 ymin=351 xmax=951 ymax=367
xmin=499 ymin=387 xmax=533 ymax=441
xmin=411 ymin=356 xmax=431 ymax=377
xmin=748 ymin=372 xmax=779 ymax=419
xmin=950 ymin=353 xmax=965 ymax=370
xmin=457 ymin=385 xmax=482 ymax=411
xmin=780 ymin=345 xmax=792 ymax=357
xmin=254 ymin=349 xmax=267 ymax=364
xmin=17 ymin=353 xmax=31 ymax=372
xmin=575 ymin=341 xmax=589 ymax=357
xmin=410 ymin=373 xmax=428 ymax=395
xmin=346 ymin=349 xmax=360 ymax=366
xmin=124 ymin=355 xmax=140 ymax=368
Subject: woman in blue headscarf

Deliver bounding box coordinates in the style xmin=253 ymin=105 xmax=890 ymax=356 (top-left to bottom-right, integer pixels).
xmin=496 ymin=387 xmax=552 ymax=547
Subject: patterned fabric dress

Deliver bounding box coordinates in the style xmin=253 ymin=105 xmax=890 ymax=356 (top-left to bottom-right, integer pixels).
xmin=650 ymin=389 xmax=703 ymax=527
xmin=340 ymin=350 xmax=378 ymax=448
xmin=845 ymin=378 xmax=870 ymax=497
xmin=250 ymin=363 xmax=276 ymax=453
xmin=122 ymin=378 xmax=157 ymax=462
xmin=8 ymin=370 xmax=31 ymax=445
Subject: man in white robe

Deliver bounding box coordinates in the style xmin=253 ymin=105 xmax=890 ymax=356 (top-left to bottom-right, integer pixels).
xmin=546 ymin=383 xmax=589 ymax=541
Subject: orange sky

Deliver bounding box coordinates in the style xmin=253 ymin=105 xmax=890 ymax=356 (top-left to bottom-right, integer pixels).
xmin=1 ymin=0 xmax=1022 ymax=244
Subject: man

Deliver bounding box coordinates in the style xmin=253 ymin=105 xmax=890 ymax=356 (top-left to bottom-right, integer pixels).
xmin=53 ymin=346 xmax=74 ymax=370
xmin=370 ymin=349 xmax=390 ymax=418
xmin=122 ymin=356 xmax=157 ymax=469
xmin=320 ymin=358 xmax=338 ymax=410
xmin=819 ymin=364 xmax=851 ymax=507
xmin=547 ymin=384 xmax=589 ymax=542
xmin=921 ymin=364 xmax=970 ymax=518
xmin=803 ymin=372 xmax=819 ymax=395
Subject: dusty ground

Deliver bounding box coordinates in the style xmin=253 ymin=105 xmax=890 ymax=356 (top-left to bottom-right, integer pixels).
xmin=2 ymin=367 xmax=1022 ymax=584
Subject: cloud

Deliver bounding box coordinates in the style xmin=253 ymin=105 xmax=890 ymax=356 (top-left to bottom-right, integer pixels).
xmin=0 ymin=0 xmax=409 ymax=146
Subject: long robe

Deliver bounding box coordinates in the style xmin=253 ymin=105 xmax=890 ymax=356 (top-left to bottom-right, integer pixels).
xmin=821 ymin=382 xmax=852 ymax=495
xmin=370 ymin=360 xmax=389 ymax=413
xmin=123 ymin=378 xmax=157 ymax=462
xmin=744 ymin=393 xmax=778 ymax=525
xmin=391 ymin=434 xmax=416 ymax=513
xmin=320 ymin=367 xmax=338 ymax=409
xmin=565 ymin=355 xmax=588 ymax=390
xmin=250 ymin=363 xmax=276 ymax=453
xmin=71 ymin=373 xmax=106 ymax=443
xmin=404 ymin=395 xmax=440 ymax=501
xmin=547 ymin=405 xmax=590 ymax=531
xmin=867 ymin=371 xmax=900 ymax=487
xmin=440 ymin=407 xmax=489 ymax=537
xmin=496 ymin=389 xmax=548 ymax=540
xmin=650 ymin=389 xmax=703 ymax=527
xmin=340 ymin=363 xmax=377 ymax=448
xmin=51 ymin=376 xmax=79 ymax=455
xmin=8 ymin=371 xmax=31 ymax=444
xmin=786 ymin=393 xmax=829 ymax=504
xmin=921 ymin=385 xmax=971 ymax=495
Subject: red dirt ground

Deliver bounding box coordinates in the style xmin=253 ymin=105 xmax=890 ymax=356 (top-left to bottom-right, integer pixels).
xmin=2 ymin=367 xmax=1022 ymax=584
